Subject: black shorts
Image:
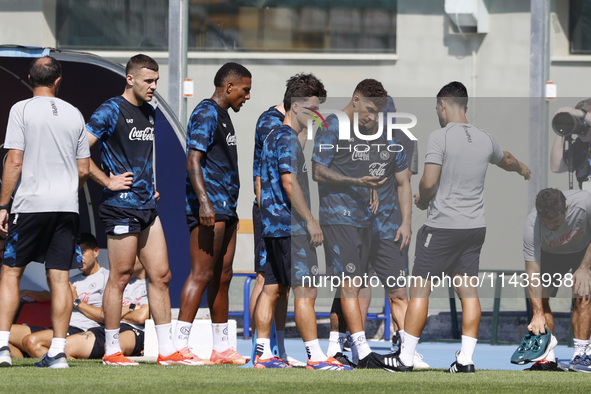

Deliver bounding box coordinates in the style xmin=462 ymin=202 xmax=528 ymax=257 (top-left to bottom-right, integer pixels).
xmin=86 ymin=323 xmax=144 ymax=359
xmin=2 ymin=212 xmax=80 ymax=270
xmin=121 ymin=323 xmax=144 ymax=357
xmin=186 ymin=212 xmax=238 ymax=232
xmin=412 ymin=225 xmax=486 ymax=279
xmin=541 ymin=249 xmax=586 ymax=297
xmin=252 ymin=204 xmax=266 ymax=273
xmin=98 ymin=205 xmax=158 ymax=235
xmin=369 ymin=237 xmax=408 ymax=289
xmin=24 ymin=325 xmax=83 ymax=336
xmin=264 ymin=237 xmax=291 ymax=287
xmin=322 ymin=225 xmax=372 ymax=278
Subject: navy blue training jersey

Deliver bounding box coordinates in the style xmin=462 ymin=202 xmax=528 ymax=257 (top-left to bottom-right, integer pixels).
xmin=185 ymin=99 xmax=239 ymax=218
xmin=312 ymin=114 xmax=374 ymax=228
xmin=253 ymin=106 xmax=285 ymax=204
xmin=260 ymin=125 xmax=309 ymax=238
xmin=86 ymin=96 xmax=156 ymax=209
xmin=371 ymin=134 xmax=408 ymax=239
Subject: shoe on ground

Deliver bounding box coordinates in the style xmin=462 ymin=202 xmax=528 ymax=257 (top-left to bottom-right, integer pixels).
xmin=357 ymin=352 xmax=412 ymax=372
xmin=253 ymin=355 xmax=291 ymax=369
xmin=178 ymin=347 xmax=213 ymax=365
xmin=511 ymin=329 xmax=557 ymax=365
xmin=0 ymin=346 xmax=12 ymax=368
xmin=281 ymin=355 xmax=306 ymax=367
xmin=210 ymin=348 xmax=247 ymax=365
xmin=306 ymin=357 xmax=353 ymax=371
xmin=333 ymin=352 xmax=356 ymax=368
xmin=158 ymin=350 xmax=208 ymax=365
xmin=570 ymin=354 xmax=591 ymax=373
xmin=34 ymin=352 xmax=69 ymax=369
xmin=446 ymin=351 xmax=475 ymax=373
xmin=103 ymin=351 xmax=139 ymax=366
xmin=413 ymin=351 xmax=430 ymax=369
xmin=524 ymin=359 xmax=558 ymax=371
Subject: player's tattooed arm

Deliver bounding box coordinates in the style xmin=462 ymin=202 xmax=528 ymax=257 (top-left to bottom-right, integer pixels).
xmin=187 ymin=149 xmax=215 ymax=226
xmin=312 ymin=162 xmax=385 ymax=188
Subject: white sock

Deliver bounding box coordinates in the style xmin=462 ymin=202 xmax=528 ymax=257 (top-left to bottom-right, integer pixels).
xmin=398 ymin=330 xmax=405 ymax=343
xmin=0 ymin=331 xmax=9 ymax=348
xmin=457 ymin=335 xmax=477 ymax=365
xmin=173 ymin=320 xmax=193 ymax=351
xmin=105 ymin=328 xmax=122 ymax=357
xmin=348 ymin=333 xmax=359 ymax=363
xmin=304 ymin=339 xmax=327 ymax=362
xmin=212 ymin=323 xmax=230 ymax=352
xmin=155 ymin=323 xmax=176 ymax=357
xmin=256 ymin=338 xmax=273 ymax=359
xmin=350 ymin=331 xmax=371 ymax=360
xmin=276 ymin=330 xmax=286 ymax=359
xmin=399 ymin=332 xmax=419 ymax=366
xmin=573 ymin=339 xmax=589 ymax=360
xmin=326 ymin=331 xmax=342 ymax=357
xmin=47 ymin=337 xmax=66 ymax=358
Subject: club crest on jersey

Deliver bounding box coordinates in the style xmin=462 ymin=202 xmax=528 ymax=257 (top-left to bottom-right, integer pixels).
xmin=226 ymin=133 xmax=237 ymax=146
xmin=149 ymin=115 xmax=155 ymax=125
xmin=129 ymin=127 xmax=154 ymax=141
xmin=380 ymin=151 xmax=390 ymax=160
xmin=369 ymin=162 xmax=387 ymax=177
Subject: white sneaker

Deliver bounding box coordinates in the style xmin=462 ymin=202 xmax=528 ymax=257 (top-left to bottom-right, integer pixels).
xmin=413 ymin=351 xmax=430 ymax=369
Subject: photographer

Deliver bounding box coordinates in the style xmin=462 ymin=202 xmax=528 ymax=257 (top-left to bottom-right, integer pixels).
xmin=550 ymin=99 xmax=591 ymax=190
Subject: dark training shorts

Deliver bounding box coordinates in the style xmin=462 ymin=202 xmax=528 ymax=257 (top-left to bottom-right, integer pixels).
xmin=98 ymin=205 xmax=158 ymax=235
xmin=322 ymin=225 xmax=372 ymax=278
xmin=3 ymin=212 xmax=80 ymax=270
xmin=541 ymin=248 xmax=586 ymax=297
xmin=369 ymin=237 xmax=408 ymax=290
xmin=412 ymin=225 xmax=486 ymax=279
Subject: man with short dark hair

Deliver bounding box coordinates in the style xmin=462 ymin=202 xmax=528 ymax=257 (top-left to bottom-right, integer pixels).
xmin=394 ymin=81 xmax=531 ymax=373
xmin=312 ymin=79 xmax=395 ymax=370
xmin=172 ymin=62 xmax=251 ymax=365
xmin=86 ymin=54 xmax=191 ymax=366
xmin=0 ymin=56 xmax=90 ymax=369
xmin=524 ymin=188 xmax=591 ymax=372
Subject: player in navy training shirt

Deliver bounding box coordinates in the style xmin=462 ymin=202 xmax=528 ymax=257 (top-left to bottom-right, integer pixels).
xmin=253 ymin=73 xmax=350 ymax=370
xmin=86 ymin=54 xmax=193 ymax=366
xmin=172 ymin=63 xmax=251 ymax=365
xmin=312 ymin=79 xmax=404 ymax=371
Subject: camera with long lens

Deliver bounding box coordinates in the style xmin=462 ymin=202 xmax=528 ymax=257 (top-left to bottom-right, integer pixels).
xmin=552 ymin=112 xmax=588 ymax=138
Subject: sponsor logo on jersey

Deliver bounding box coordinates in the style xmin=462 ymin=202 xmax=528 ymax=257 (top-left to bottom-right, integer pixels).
xmin=129 ymin=127 xmax=154 ymax=141
xmin=149 ymin=115 xmax=155 ymax=125
xmin=302 ymin=162 xmax=308 ymax=173
xmin=126 ymin=119 xmax=134 ymax=124
xmin=369 ymin=162 xmax=387 ymax=177
xmin=226 ymin=133 xmax=237 ymax=146
xmin=352 ymin=151 xmax=370 ymax=161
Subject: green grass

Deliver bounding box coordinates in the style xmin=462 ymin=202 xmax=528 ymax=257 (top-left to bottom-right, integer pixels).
xmin=2 ymin=359 xmax=591 ymax=393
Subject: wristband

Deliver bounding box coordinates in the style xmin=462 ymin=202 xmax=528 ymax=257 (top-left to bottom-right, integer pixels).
xmin=73 ymin=298 xmax=82 ymax=308
xmin=418 ymin=197 xmax=429 ymax=206
xmin=129 ymin=303 xmax=136 ymax=312
xmin=0 ymin=204 xmax=10 ymax=211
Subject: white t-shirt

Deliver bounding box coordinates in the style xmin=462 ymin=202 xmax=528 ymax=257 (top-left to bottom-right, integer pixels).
xmin=122 ymin=278 xmax=149 ymax=331
xmin=424 ymin=122 xmax=504 ymax=229
xmin=523 ymin=190 xmax=591 ymax=262
xmin=4 ymin=96 xmax=90 ymax=213
xmin=70 ymin=267 xmax=109 ymax=331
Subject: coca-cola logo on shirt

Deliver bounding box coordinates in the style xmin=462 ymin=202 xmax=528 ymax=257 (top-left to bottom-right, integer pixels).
xmin=369 ymin=162 xmax=387 ymax=177
xmin=129 ymin=127 xmax=154 ymax=141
